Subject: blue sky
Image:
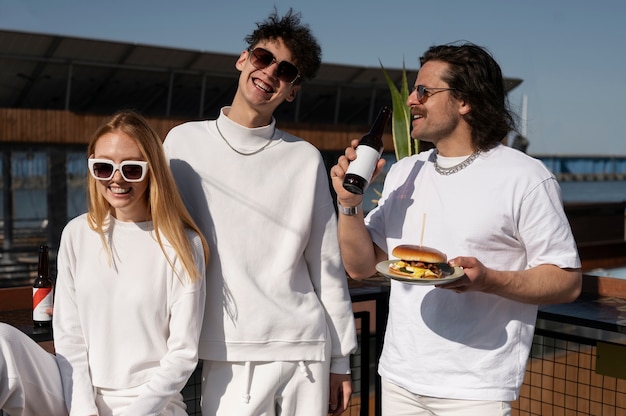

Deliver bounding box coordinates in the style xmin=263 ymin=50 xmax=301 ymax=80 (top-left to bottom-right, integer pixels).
xmin=1 ymin=0 xmax=625 ymax=156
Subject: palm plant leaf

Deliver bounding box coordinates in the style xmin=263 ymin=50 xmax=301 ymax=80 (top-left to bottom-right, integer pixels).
xmin=380 ymin=60 xmax=415 ymax=160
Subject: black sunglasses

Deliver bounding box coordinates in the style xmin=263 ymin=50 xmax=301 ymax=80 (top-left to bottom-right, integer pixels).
xmin=411 ymin=85 xmax=456 ymax=104
xmin=249 ymin=47 xmax=300 ymax=84
xmin=88 ymin=158 xmax=149 ymax=182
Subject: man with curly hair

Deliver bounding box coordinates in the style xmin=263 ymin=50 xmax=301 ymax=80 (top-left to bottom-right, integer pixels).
xmin=164 ymin=8 xmax=357 ymax=416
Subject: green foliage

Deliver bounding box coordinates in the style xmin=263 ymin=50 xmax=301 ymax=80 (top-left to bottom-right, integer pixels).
xmin=380 ymin=60 xmax=417 ymax=160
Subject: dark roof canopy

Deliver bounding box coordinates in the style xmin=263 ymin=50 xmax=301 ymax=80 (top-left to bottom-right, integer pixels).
xmin=0 ymin=29 xmax=523 ymax=126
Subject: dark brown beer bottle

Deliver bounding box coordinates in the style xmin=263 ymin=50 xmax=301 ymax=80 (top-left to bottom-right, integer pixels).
xmin=343 ymin=106 xmax=392 ymax=195
xmin=33 ymin=245 xmax=53 ymax=328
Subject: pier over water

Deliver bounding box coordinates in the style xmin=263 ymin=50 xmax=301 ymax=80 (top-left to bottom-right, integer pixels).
xmin=536 ymin=155 xmax=626 ymax=181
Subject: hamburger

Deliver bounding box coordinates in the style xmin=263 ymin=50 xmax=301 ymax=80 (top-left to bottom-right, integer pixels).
xmin=389 ymin=244 xmax=448 ymax=279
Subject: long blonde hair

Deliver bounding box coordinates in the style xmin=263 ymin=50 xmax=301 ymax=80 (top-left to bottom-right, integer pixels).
xmin=86 ymin=111 xmax=209 ymax=282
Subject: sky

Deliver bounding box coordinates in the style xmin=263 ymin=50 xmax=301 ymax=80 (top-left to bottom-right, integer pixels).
xmin=1 ymin=0 xmax=625 ymax=156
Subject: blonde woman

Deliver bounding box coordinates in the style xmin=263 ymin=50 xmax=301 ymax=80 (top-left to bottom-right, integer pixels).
xmin=0 ymin=110 xmax=209 ymax=416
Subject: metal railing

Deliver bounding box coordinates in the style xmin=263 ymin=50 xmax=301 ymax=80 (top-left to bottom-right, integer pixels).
xmin=511 ymin=333 xmax=626 ymax=415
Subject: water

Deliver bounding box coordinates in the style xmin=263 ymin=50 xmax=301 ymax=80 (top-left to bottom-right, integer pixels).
xmin=589 ymin=266 xmax=626 ymax=280
xmin=559 ymin=180 xmax=626 ymax=203
xmin=3 ymin=150 xmax=626 ymax=222
xmin=3 ymin=180 xmax=626 ymax=226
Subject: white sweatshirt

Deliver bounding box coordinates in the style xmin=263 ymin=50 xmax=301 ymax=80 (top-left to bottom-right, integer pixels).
xmin=53 ymin=214 xmax=206 ymax=415
xmin=164 ymin=108 xmax=357 ymax=374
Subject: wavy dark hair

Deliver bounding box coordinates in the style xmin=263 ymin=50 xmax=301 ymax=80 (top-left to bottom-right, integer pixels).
xmin=420 ymin=42 xmax=516 ymax=151
xmin=244 ymin=8 xmax=321 ymax=84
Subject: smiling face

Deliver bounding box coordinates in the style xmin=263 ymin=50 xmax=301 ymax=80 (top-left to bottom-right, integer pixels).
xmin=230 ymin=38 xmax=300 ymax=126
xmin=408 ymin=60 xmax=472 ymax=154
xmin=91 ymin=131 xmax=149 ymax=222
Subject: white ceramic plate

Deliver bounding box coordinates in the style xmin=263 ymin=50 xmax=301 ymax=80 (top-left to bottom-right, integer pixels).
xmin=375 ymin=260 xmax=464 ymax=285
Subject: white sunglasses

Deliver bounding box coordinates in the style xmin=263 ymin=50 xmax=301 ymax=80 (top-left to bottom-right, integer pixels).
xmin=88 ymin=158 xmax=149 ymax=182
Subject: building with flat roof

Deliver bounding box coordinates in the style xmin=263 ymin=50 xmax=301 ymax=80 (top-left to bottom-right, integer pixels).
xmin=0 ymin=29 xmax=523 ymax=256
xmin=0 ymin=29 xmax=522 ymax=144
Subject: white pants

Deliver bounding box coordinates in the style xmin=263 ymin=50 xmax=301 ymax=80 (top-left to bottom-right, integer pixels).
xmin=0 ymin=323 xmax=187 ymax=416
xmin=94 ymin=385 xmax=187 ymax=416
xmin=382 ymin=378 xmax=512 ymax=416
xmin=0 ymin=323 xmax=67 ymax=416
xmin=201 ymin=358 xmax=330 ymax=416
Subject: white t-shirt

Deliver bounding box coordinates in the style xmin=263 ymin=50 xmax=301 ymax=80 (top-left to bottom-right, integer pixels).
xmin=366 ymin=145 xmax=580 ymax=401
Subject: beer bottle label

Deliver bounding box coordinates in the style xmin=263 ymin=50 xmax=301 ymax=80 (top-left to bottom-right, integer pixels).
xmin=33 ymin=287 xmax=53 ymax=322
xmin=345 ymin=145 xmax=381 ymax=182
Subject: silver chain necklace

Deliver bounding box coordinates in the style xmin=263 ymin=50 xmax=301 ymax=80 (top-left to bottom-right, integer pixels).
xmin=434 ymin=151 xmax=481 ymax=175
xmin=216 ymin=119 xmax=274 ymax=156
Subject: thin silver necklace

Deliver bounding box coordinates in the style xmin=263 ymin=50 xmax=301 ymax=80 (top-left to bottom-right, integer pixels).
xmin=434 ymin=150 xmax=481 ymax=175
xmin=216 ymin=119 xmax=274 ymax=156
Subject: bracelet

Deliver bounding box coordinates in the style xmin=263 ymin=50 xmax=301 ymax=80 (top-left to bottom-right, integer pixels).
xmin=337 ymin=202 xmax=362 ymax=216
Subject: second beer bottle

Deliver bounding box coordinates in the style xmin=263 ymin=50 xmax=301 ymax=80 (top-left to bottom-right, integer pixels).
xmin=33 ymin=244 xmax=54 ymax=328
xmin=342 ymin=106 xmax=392 ymax=195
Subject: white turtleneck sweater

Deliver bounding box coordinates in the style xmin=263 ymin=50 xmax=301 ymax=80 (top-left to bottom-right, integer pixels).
xmin=163 ymin=108 xmax=357 ymax=374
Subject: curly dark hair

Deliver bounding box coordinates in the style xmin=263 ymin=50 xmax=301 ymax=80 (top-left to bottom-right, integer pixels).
xmin=420 ymin=42 xmax=517 ymax=151
xmin=244 ymin=8 xmax=322 ymax=84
